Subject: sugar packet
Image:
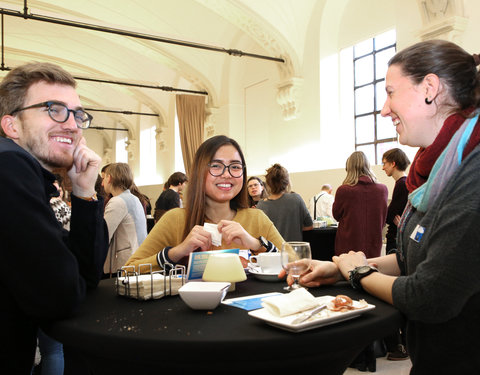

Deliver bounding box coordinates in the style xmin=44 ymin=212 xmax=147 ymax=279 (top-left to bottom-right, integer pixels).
xmin=204 ymin=222 xmax=222 ymax=246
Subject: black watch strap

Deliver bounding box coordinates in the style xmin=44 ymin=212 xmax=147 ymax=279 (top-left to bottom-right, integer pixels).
xmin=258 ymin=236 xmax=268 ymax=250
xmin=349 ymin=265 xmax=378 ymax=291
xmin=251 ymin=236 xmax=276 ymax=255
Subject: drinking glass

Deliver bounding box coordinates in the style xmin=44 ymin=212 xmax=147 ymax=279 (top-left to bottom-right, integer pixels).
xmin=280 ymin=241 xmax=312 ymax=291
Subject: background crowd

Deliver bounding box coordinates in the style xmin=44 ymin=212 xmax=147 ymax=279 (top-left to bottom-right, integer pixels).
xmin=5 ymin=36 xmax=480 ymax=375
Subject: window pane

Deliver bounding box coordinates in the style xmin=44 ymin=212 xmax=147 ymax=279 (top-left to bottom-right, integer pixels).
xmin=376 ymin=114 xmax=398 ymax=140
xmin=355 ymin=55 xmax=373 ymax=86
xmin=353 ymin=30 xmax=397 ymax=164
xmin=375 ymin=47 xmax=395 ymax=79
xmin=375 ymin=29 xmax=396 ymax=50
xmin=356 ymin=115 xmax=375 ymax=144
xmin=354 ymin=38 xmax=373 ymax=57
xmin=376 ymin=82 xmax=386 ymax=111
xmin=140 ymin=125 xmax=156 ymax=181
xmin=377 ymin=141 xmax=399 ymax=164
xmin=116 ymin=132 xmax=128 ymax=163
xmin=355 ymin=84 xmax=374 ymax=115
xmin=356 ymin=144 xmax=375 ymax=166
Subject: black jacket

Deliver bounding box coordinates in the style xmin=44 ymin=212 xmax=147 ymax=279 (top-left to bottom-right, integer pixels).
xmin=0 ymin=137 xmax=108 ymax=374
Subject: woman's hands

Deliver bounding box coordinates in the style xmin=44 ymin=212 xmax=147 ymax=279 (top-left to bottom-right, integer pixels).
xmin=217 ymin=220 xmax=260 ymax=250
xmin=170 ymin=225 xmax=212 ymax=261
xmin=169 ymin=220 xmax=261 ymax=262
xmin=277 ymin=251 xmax=395 ymax=304
xmin=332 ymin=251 xmax=369 ymax=280
xmin=279 ymin=259 xmax=344 ymax=287
xmin=278 ymin=251 xmax=369 ymax=287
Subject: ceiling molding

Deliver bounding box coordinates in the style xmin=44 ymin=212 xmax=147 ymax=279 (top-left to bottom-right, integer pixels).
xmin=195 ymin=0 xmax=298 ymax=80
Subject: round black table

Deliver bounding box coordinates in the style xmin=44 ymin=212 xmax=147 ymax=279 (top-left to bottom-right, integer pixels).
xmin=303 ymin=226 xmax=337 ymax=260
xmin=47 ymin=275 xmax=403 ymax=375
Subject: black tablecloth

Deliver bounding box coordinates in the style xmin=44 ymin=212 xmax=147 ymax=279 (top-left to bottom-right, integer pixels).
xmin=303 ymin=226 xmax=337 ymax=260
xmin=47 ymin=275 xmax=403 ymax=375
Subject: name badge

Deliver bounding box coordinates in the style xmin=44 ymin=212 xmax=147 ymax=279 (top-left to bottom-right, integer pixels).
xmin=410 ymin=224 xmax=425 ymax=243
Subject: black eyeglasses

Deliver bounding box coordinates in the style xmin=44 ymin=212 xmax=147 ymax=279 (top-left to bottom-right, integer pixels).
xmin=208 ymin=162 xmax=245 ymax=178
xmin=11 ymin=101 xmax=93 ymax=129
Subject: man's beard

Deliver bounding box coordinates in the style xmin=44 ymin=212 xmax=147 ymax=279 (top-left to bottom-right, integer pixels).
xmin=24 ymin=135 xmax=74 ymax=171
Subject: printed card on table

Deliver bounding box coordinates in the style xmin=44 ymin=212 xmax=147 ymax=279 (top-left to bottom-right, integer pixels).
xmin=186 ymin=248 xmax=239 ymax=280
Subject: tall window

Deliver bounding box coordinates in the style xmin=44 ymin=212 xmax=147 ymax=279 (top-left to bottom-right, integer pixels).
xmin=354 ymin=30 xmax=397 ymax=165
xmin=139 ymin=123 xmax=157 ymax=184
xmin=115 ymin=131 xmax=128 ymax=163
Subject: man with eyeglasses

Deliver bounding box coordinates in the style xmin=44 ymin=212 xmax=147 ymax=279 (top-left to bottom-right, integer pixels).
xmin=0 ymin=62 xmax=108 ymax=373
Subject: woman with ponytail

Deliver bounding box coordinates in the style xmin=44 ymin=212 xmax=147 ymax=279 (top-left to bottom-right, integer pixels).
xmin=283 ymin=40 xmax=480 ymax=374
xmin=257 ymin=163 xmax=313 ymax=241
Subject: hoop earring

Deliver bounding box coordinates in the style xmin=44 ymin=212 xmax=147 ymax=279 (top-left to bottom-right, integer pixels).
xmin=425 ymin=97 xmax=433 ymax=105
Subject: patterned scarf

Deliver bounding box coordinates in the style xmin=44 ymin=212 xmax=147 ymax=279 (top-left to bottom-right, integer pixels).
xmin=408 ymin=113 xmax=479 ymax=212
xmin=405 ymin=111 xmax=480 ymax=193
xmin=397 ymin=111 xmax=480 ymax=264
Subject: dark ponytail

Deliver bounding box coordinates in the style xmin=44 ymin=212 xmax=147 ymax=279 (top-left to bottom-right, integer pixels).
xmin=265 ymin=163 xmax=290 ymax=195
xmin=389 ymin=40 xmax=480 ymax=113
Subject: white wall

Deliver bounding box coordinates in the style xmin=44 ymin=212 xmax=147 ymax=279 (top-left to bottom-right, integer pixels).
xmin=122 ymin=0 xmax=480 ymax=207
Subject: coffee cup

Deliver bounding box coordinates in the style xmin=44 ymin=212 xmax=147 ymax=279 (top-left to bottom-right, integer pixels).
xmin=250 ymin=252 xmax=282 ymax=273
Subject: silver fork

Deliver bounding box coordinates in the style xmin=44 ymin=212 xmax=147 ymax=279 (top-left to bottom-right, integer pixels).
xmin=291 ymin=304 xmax=327 ymax=324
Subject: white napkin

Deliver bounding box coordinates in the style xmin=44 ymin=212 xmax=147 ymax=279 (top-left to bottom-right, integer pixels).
xmin=204 ymin=223 xmax=222 ymax=246
xmin=261 ymin=288 xmax=318 ymax=317
xmin=117 ymin=274 xmax=184 ymax=300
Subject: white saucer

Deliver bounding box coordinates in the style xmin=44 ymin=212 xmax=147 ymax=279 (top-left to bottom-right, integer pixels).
xmin=248 ymin=265 xmax=284 ymax=282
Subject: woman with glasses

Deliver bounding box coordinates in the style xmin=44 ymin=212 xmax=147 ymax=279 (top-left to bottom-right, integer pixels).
xmin=125 ymin=135 xmax=284 ymax=272
xmin=247 ymin=176 xmax=267 ymax=207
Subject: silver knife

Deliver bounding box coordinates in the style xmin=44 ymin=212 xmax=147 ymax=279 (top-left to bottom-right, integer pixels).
xmin=291 ymin=303 xmax=327 ymax=325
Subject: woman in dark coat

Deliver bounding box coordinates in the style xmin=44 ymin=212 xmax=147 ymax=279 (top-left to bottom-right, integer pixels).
xmin=333 ymin=151 xmax=388 ymax=258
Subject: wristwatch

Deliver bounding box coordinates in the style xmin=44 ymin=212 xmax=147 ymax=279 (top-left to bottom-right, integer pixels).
xmin=349 ymin=265 xmax=378 ymax=291
xmin=258 ymin=236 xmax=269 ymax=251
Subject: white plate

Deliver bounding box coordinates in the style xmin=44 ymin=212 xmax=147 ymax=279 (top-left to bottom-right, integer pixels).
xmin=248 ymin=295 xmax=375 ymax=332
xmin=248 ymin=265 xmax=284 ymax=282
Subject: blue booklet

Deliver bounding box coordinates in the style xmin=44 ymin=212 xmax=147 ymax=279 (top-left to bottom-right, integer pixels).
xmin=186 ymin=248 xmax=240 ymax=280
xmin=222 ymin=292 xmax=283 ymax=311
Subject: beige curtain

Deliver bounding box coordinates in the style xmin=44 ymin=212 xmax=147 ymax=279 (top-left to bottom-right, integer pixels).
xmin=175 ymin=94 xmax=205 ymax=176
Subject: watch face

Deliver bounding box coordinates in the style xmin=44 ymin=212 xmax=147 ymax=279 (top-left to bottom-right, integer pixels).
xmin=357 ymin=266 xmax=374 ymax=275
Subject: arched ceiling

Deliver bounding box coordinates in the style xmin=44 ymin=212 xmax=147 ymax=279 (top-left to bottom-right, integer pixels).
xmin=0 ymin=0 xmax=321 ymax=146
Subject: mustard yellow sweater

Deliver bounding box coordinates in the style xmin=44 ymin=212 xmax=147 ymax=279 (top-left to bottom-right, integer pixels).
xmin=125 ymin=207 xmax=284 ymax=272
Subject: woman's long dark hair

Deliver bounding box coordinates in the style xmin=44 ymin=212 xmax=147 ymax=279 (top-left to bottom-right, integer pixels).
xmin=182 ymin=135 xmax=248 ymax=240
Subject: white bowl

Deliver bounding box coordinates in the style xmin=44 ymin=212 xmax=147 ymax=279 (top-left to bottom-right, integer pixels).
xmin=178 ymin=281 xmax=231 ymax=310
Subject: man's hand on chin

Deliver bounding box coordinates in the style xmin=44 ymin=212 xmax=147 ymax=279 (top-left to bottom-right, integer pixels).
xmin=68 ymin=137 xmax=101 ymax=198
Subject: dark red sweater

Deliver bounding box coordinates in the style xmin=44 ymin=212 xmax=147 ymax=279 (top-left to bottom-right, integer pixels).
xmin=332 ymin=176 xmax=388 ymax=258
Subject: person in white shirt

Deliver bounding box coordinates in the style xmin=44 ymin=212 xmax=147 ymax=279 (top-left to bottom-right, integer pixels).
xmin=308 ymin=184 xmax=334 ymax=220
xmin=102 ymin=163 xmax=147 ymax=276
